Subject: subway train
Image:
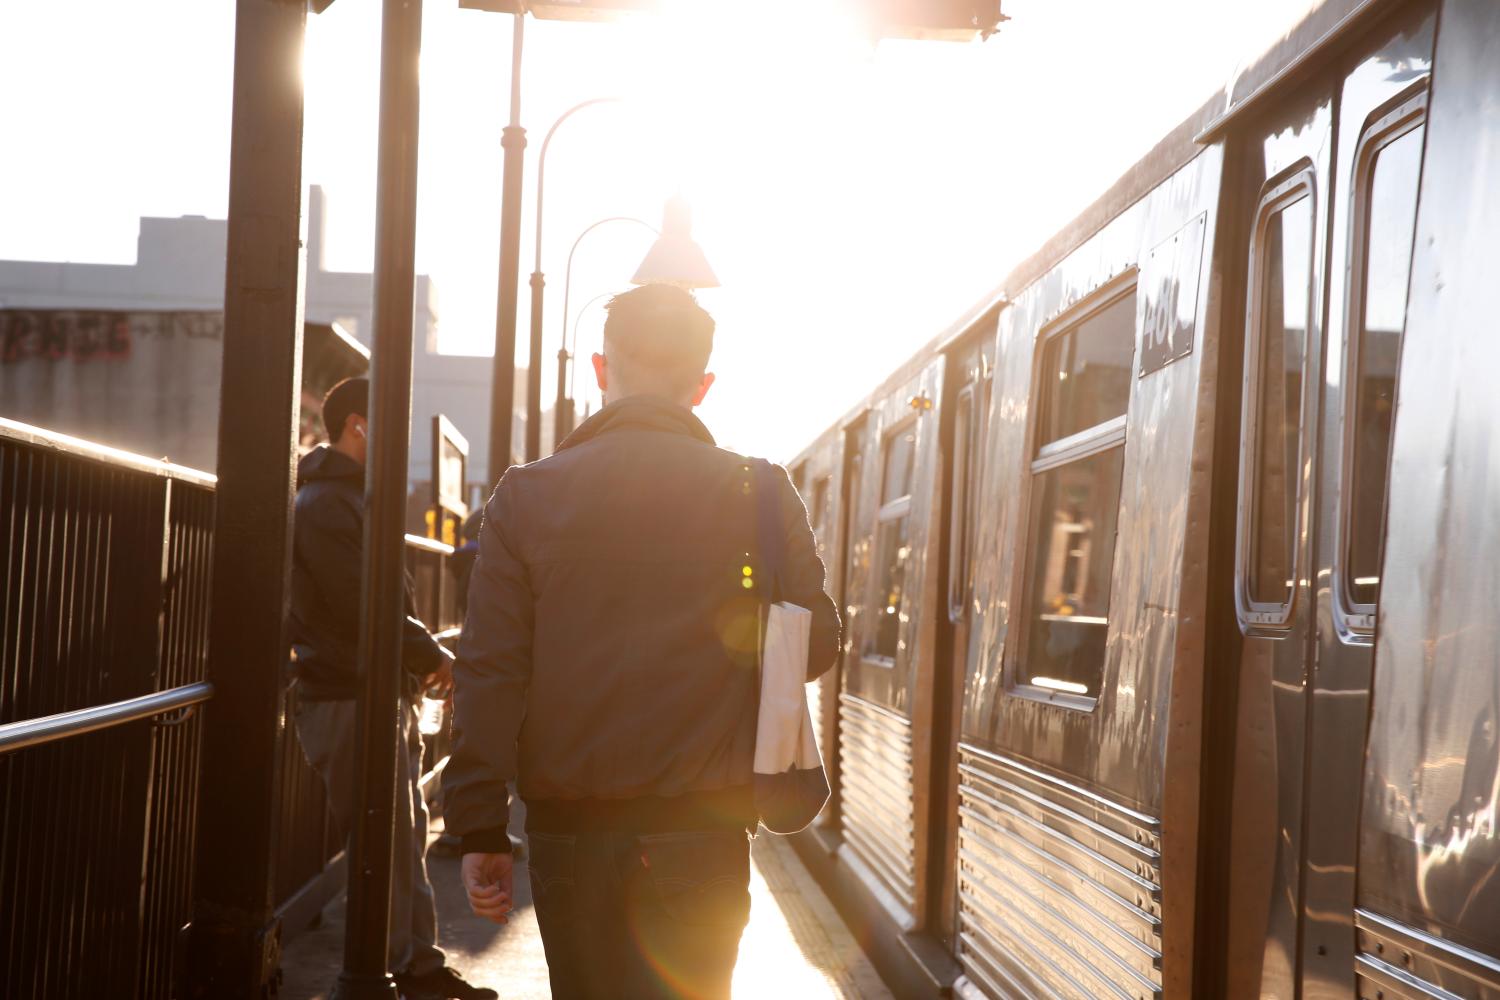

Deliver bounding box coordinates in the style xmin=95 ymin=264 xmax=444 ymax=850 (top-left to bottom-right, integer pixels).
xmin=782 ymin=1 xmax=1500 ymax=997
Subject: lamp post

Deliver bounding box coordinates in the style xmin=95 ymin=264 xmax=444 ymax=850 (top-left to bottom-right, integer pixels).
xmin=552 ymin=216 xmax=657 ymax=447
xmin=526 ymin=97 xmax=624 ymax=461
xmin=485 ymin=10 xmax=526 ymax=485
xmin=565 ymin=291 xmax=614 ymax=419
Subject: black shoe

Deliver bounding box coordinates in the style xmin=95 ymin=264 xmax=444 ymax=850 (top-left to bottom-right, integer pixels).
xmin=395 ymin=967 xmax=498 ymax=1000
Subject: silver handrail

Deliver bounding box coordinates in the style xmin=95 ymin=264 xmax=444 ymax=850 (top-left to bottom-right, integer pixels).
xmin=0 ymin=681 xmax=215 ymax=755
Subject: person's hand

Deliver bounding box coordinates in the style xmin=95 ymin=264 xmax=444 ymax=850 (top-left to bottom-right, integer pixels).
xmin=425 ymin=655 xmax=454 ymax=699
xmin=462 ymin=852 xmax=514 ymax=924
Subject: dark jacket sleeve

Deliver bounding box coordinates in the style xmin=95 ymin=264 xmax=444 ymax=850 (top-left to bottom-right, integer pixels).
xmin=772 ymin=464 xmax=842 ymax=680
xmin=442 ymin=474 xmax=533 ymax=854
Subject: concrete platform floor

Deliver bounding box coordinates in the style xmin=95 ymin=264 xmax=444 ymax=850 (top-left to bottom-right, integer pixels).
xmin=281 ymin=829 xmax=892 ymax=1000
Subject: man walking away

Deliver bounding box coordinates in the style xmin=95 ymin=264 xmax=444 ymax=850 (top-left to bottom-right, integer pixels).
xmin=444 ymin=285 xmax=841 ymax=999
xmin=289 ymin=377 xmax=496 ymax=1000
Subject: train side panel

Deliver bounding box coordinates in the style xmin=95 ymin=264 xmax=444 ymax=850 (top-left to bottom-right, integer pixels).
xmin=954 ymin=145 xmax=1224 ymax=999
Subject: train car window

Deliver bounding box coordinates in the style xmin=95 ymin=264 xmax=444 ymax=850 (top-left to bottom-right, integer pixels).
xmin=1017 ymin=288 xmax=1134 ymax=700
xmin=810 ymin=475 xmax=831 ymax=535
xmin=1242 ymin=173 xmax=1316 ymax=619
xmin=1343 ymin=100 xmax=1425 ymax=620
xmin=947 ymin=386 xmax=976 ymax=622
xmin=868 ymin=421 xmax=917 ymax=664
xmin=1036 ymin=294 xmax=1136 ymax=444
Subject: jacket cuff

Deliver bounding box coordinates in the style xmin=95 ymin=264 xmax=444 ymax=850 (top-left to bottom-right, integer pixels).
xmin=460 ymin=826 xmax=512 ymax=855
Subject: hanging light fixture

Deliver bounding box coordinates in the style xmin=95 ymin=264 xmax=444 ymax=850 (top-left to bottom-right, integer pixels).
xmin=631 ymin=195 xmax=720 ymax=289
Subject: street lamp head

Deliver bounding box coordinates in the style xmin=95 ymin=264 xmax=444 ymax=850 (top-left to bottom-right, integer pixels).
xmin=632 ymin=195 xmax=720 ymax=289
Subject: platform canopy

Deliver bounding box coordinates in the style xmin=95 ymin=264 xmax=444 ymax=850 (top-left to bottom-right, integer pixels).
xmin=457 ymin=0 xmax=1003 ymax=41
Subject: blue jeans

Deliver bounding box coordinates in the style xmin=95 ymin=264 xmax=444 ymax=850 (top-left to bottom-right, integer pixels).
xmin=526 ymin=829 xmax=751 ymax=1000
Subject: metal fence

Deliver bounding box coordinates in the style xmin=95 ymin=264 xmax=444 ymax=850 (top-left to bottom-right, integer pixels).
xmin=0 ymin=418 xmax=216 ymax=1000
xmin=0 ymin=417 xmax=464 ymax=997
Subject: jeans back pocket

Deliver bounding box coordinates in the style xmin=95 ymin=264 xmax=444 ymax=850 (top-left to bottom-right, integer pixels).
xmin=637 ymin=830 xmax=751 ymax=930
xmin=526 ymin=831 xmax=578 ymax=927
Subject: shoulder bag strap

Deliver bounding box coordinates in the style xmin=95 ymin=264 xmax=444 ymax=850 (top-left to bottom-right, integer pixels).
xmin=753 ymin=459 xmax=785 ymax=606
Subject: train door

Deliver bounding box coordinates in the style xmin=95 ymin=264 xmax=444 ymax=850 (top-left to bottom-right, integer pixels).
xmin=931 ymin=330 xmax=995 ymax=951
xmin=1224 ymin=7 xmax=1435 ymax=997
xmin=1300 ymin=9 xmax=1433 ymax=997
xmin=789 ymin=430 xmax=846 ymax=831
xmin=823 ymin=415 xmax=871 ymax=840
xmin=1223 ymin=62 xmax=1337 ymax=1000
xmin=838 ymin=357 xmax=945 ymax=929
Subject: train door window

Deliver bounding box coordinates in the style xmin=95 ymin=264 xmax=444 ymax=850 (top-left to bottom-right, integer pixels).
xmin=1240 ymin=169 xmax=1317 ymax=624
xmin=1016 ymin=289 xmax=1135 ymax=700
xmin=868 ymin=421 xmax=917 ymax=665
xmin=1341 ymin=95 xmax=1425 ymax=624
xmin=947 ymin=385 xmax=977 ymax=621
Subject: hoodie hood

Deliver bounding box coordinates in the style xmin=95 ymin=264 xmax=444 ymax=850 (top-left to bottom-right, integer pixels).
xmin=297 ymin=444 xmax=364 ymax=487
xmin=555 ymin=395 xmax=716 ymax=453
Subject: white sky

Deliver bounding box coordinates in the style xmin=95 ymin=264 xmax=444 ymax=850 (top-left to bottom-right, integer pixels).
xmin=0 ymin=0 xmax=1314 ymax=458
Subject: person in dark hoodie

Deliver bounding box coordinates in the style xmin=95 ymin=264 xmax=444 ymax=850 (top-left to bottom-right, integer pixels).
xmin=289 ymin=377 xmax=495 ymax=1000
xmin=444 ymin=285 xmax=841 ymax=999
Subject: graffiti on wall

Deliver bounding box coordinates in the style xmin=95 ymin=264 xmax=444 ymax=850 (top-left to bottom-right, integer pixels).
xmin=0 ymin=310 xmax=224 ymax=365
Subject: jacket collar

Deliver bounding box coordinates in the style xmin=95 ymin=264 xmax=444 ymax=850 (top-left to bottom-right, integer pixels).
xmin=297 ymin=444 xmax=364 ymax=487
xmin=555 ymin=395 xmax=716 ymax=452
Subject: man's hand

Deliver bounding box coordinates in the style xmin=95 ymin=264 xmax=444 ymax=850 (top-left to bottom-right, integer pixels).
xmin=425 ymin=651 xmax=455 ymax=699
xmin=462 ymin=852 xmax=514 ymax=924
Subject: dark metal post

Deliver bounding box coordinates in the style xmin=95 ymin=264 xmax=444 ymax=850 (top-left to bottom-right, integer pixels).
xmin=553 ymin=343 xmax=573 ymax=445
xmin=526 ymin=270 xmax=545 ymax=460
xmin=185 ymin=0 xmax=306 ymax=996
xmin=332 ymin=0 xmax=423 ymax=995
xmin=487 ymin=13 xmax=526 ymax=482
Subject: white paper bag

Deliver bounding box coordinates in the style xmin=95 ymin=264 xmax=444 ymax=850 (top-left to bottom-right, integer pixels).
xmin=754 ymin=601 xmax=821 ymax=775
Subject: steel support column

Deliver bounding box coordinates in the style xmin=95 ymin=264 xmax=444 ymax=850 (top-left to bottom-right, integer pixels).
xmin=487 ymin=13 xmax=527 ymax=481
xmin=185 ymin=0 xmax=307 ymax=996
xmin=332 ymin=0 xmax=424 ymax=995
xmin=526 ymin=269 xmax=545 ymax=460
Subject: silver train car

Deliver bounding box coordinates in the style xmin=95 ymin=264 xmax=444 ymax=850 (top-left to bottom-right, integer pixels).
xmin=785 ymin=1 xmax=1500 ymax=996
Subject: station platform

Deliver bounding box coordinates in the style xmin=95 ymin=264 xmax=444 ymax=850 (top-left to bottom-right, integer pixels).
xmin=281 ymin=823 xmax=892 ymax=1000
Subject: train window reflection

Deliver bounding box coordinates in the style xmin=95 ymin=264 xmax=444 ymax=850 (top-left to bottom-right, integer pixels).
xmin=1347 ymin=122 xmax=1423 ymax=609
xmin=1018 ymin=288 xmax=1134 ymax=701
xmin=1023 ymin=447 xmax=1126 ymax=697
xmin=1037 ymin=294 xmax=1136 ymax=443
xmin=869 ymin=422 xmax=916 ymax=664
xmin=1248 ymin=190 xmax=1313 ymax=608
xmin=809 ymin=474 xmax=833 ymax=564
xmin=882 ymin=424 xmax=916 ymax=502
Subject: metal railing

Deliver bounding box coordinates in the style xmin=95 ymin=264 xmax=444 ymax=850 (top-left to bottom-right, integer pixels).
xmin=1 ymin=417 xmax=466 ymax=995
xmin=0 ymin=417 xmax=216 ymax=1000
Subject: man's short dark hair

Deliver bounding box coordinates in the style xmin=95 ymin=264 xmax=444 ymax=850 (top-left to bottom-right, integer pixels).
xmin=322 ymin=377 xmax=368 ymax=443
xmin=602 ymin=285 xmax=715 ymax=396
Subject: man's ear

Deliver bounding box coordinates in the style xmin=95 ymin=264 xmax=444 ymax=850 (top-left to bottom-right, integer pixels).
xmin=691 ymin=372 xmax=716 ymax=407
xmin=592 ymin=353 xmax=608 ymax=393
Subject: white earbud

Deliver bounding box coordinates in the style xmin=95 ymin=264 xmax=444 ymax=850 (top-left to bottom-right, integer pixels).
xmin=354 ymin=424 xmax=367 ymax=440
